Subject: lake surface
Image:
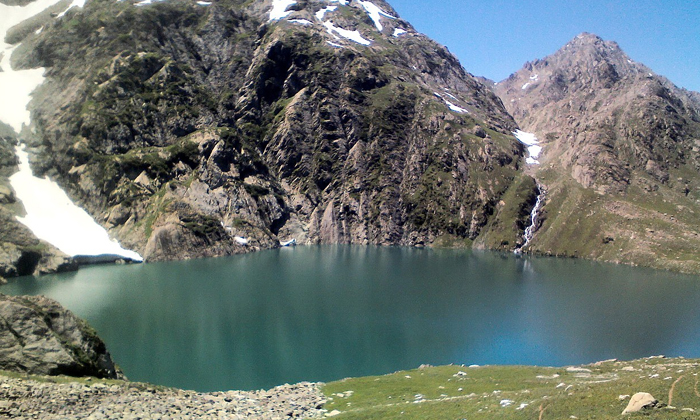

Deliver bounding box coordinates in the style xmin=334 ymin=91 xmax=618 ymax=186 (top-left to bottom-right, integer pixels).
xmin=3 ymin=245 xmax=700 ymax=392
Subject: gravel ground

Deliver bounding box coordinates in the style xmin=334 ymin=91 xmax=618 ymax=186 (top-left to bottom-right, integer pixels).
xmin=0 ymin=375 xmax=328 ymax=419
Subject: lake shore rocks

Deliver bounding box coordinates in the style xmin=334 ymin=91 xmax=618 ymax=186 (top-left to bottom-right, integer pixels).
xmin=0 ymin=375 xmax=327 ymax=419
xmin=0 ymin=294 xmax=122 ymax=379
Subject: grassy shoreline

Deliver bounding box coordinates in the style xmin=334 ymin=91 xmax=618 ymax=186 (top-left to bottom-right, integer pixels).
xmin=322 ymin=356 xmax=700 ymax=419
xmin=3 ymin=356 xmax=700 ymax=419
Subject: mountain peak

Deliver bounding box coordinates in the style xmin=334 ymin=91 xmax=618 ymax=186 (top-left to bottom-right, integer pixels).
xmin=564 ymin=33 xmax=626 ymax=58
xmin=571 ymin=32 xmax=604 ymax=44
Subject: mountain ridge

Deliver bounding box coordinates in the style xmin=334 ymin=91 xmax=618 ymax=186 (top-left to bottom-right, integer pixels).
xmin=494 ymin=31 xmax=700 ymax=272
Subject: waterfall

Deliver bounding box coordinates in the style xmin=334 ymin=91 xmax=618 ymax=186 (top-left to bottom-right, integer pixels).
xmin=515 ymin=185 xmax=545 ymax=254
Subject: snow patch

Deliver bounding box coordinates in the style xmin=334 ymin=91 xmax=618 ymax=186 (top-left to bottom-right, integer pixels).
xmin=443 ymin=90 xmax=459 ymax=101
xmin=513 ymin=129 xmax=541 ymax=164
xmin=269 ymin=0 xmax=296 ymax=21
xmin=521 ymin=82 xmax=530 ymax=90
xmin=0 ymin=0 xmax=64 ymax=50
xmin=434 ymin=92 xmax=468 ymax=114
xmin=392 ymin=28 xmax=406 ymax=37
xmin=322 ymin=21 xmax=371 ymax=45
xmin=315 ymin=5 xmax=336 ymax=21
xmin=327 ymin=41 xmax=344 ymax=48
xmin=196 ymin=1 xmax=212 ymax=5
xmin=9 ymin=146 xmax=143 ymax=261
xmin=445 ymin=100 xmax=468 ymax=113
xmin=1 ymin=0 xmax=142 ymax=262
xmin=289 ymin=18 xmax=313 ymax=25
xmin=0 ymin=48 xmax=45 ymax=133
xmin=0 ymin=0 xmax=66 ymax=132
xmin=529 ymin=74 xmax=539 ymax=80
xmin=135 ymin=0 xmax=168 ymax=6
xmin=500 ymin=400 xmax=514 ymax=408
xmin=55 ymin=0 xmax=86 ymax=19
xmin=358 ymin=0 xmax=395 ymax=31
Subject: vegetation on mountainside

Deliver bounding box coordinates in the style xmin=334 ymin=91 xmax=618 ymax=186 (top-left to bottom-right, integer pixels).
xmin=531 ymin=167 xmax=700 ymax=274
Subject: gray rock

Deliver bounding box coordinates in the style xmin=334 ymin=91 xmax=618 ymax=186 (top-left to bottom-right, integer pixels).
xmin=0 ymin=294 xmax=123 ymax=379
xmin=622 ymin=392 xmax=658 ymax=415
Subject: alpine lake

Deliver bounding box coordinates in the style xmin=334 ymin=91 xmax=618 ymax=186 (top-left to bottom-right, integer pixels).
xmin=3 ymin=245 xmax=700 ymax=392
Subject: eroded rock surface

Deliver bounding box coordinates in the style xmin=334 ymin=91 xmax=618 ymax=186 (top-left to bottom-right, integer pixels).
xmin=0 ymin=294 xmax=122 ymax=379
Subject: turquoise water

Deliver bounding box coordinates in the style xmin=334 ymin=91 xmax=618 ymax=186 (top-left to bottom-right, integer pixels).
xmin=3 ymin=245 xmax=700 ymax=392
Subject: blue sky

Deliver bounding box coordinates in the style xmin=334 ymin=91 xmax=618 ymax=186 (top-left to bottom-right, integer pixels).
xmin=389 ymin=0 xmax=700 ymax=92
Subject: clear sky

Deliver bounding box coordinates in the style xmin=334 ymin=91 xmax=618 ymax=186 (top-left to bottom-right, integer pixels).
xmin=388 ymin=0 xmax=700 ymax=92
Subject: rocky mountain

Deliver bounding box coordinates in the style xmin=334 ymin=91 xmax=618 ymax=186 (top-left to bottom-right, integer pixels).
xmin=0 ymin=293 xmax=123 ymax=378
xmin=3 ymin=0 xmax=537 ymax=264
xmin=6 ymin=2 xmax=700 ymax=274
xmin=495 ymin=33 xmax=700 ymax=272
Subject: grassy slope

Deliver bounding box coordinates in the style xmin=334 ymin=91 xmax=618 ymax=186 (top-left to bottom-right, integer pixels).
xmin=528 ymin=163 xmax=700 ymax=274
xmin=323 ymin=357 xmax=700 ymax=419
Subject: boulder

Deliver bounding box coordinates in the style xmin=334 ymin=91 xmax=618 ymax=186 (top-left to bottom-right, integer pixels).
xmin=622 ymin=392 xmax=658 ymax=415
xmin=0 ymin=294 xmax=123 ymax=379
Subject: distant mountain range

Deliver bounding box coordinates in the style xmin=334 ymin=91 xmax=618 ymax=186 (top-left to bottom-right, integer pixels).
xmin=1 ymin=0 xmax=699 ymax=279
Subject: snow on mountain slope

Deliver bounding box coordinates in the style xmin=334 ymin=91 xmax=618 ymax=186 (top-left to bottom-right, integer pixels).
xmin=271 ymin=0 xmax=402 ymax=44
xmin=1 ymin=0 xmax=142 ymax=261
xmin=9 ymin=146 xmax=143 ymax=260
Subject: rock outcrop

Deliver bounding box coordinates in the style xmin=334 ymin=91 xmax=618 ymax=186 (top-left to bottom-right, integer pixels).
xmin=0 ymin=294 xmax=123 ymax=379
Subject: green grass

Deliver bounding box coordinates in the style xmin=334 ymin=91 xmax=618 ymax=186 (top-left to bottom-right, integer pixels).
xmin=530 ymin=164 xmax=700 ymax=273
xmin=322 ymin=358 xmax=700 ymax=419
xmin=476 ymin=173 xmax=536 ymax=250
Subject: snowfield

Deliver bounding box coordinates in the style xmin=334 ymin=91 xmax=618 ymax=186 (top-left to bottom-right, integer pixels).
xmin=9 ymin=147 xmax=143 ymax=261
xmin=514 ymin=130 xmax=542 ymax=164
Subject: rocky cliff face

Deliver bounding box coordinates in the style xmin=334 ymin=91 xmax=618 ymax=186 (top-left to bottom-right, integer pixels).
xmin=495 ymin=33 xmax=700 ymax=272
xmin=9 ymin=0 xmax=531 ymax=261
xmin=0 ymin=293 xmax=123 ymax=378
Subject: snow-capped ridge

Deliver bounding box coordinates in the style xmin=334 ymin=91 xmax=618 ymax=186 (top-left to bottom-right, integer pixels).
xmin=270 ymin=0 xmax=405 ymax=46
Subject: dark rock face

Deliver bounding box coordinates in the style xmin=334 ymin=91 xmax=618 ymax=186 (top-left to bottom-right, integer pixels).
xmin=0 ymin=294 xmax=123 ymax=379
xmin=11 ymin=0 xmax=527 ymax=261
